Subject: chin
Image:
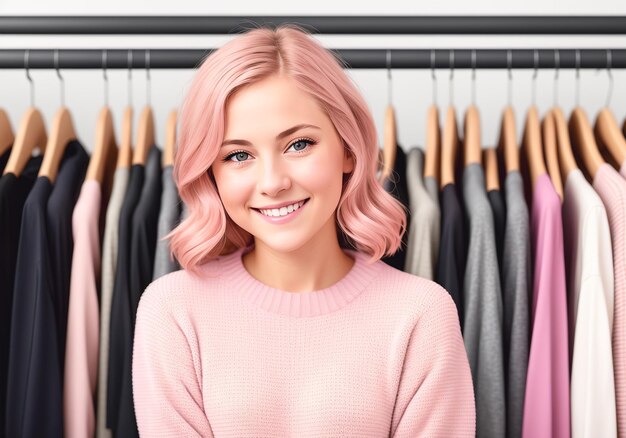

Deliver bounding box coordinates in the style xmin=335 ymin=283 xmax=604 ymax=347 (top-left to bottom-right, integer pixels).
xmin=253 ymin=235 xmax=315 ymax=254
xmin=259 ymin=240 xmax=307 ymax=253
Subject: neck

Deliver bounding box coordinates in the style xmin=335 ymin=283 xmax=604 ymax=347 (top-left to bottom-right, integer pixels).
xmin=242 ymin=227 xmax=354 ymax=293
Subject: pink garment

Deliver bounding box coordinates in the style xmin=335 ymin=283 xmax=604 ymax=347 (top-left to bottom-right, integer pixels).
xmin=64 ymin=180 xmax=101 ymax=438
xmin=522 ymin=173 xmax=570 ymax=438
xmin=132 ymin=245 xmax=476 ymax=437
xmin=594 ymin=162 xmax=626 ymax=437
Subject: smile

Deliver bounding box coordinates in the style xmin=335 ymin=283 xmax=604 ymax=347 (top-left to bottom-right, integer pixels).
xmin=252 ymin=198 xmax=310 ymax=224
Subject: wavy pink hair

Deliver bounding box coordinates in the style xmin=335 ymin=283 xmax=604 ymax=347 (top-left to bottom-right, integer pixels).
xmin=166 ymin=23 xmax=407 ymax=276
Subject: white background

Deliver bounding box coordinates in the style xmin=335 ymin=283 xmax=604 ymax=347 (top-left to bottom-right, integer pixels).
xmin=1 ymin=1 xmax=626 ymax=153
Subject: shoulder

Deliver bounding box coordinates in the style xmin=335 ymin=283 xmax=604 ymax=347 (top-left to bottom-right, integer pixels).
xmin=138 ymin=257 xmax=223 ymax=317
xmin=373 ymin=261 xmax=458 ymax=322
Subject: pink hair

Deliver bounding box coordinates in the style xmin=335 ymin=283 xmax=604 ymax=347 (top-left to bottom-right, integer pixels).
xmin=166 ymin=23 xmax=408 ymax=276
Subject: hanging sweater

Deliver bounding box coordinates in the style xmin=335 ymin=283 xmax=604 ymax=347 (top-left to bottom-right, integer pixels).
xmin=563 ymin=169 xmax=616 ymax=437
xmin=594 ymin=163 xmax=626 ymax=436
xmin=523 ymin=173 xmax=570 ymax=438
xmin=132 ymin=245 xmax=476 ymax=437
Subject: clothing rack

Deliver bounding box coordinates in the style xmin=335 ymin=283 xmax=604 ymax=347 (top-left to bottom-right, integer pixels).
xmin=1 ymin=16 xmax=626 ymax=69
xmin=1 ymin=15 xmax=625 ymax=34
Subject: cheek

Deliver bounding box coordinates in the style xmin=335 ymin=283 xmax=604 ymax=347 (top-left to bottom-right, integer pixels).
xmin=296 ymin=150 xmax=345 ymax=193
xmin=212 ymin=169 xmax=253 ymax=213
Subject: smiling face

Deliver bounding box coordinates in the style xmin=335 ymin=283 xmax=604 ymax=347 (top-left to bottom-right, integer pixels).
xmin=210 ymin=73 xmax=354 ymax=255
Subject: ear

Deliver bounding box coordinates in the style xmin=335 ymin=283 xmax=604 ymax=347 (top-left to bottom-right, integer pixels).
xmin=343 ymin=148 xmax=355 ymax=174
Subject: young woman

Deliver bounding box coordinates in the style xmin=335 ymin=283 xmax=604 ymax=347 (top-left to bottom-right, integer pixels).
xmin=132 ymin=24 xmax=475 ymax=437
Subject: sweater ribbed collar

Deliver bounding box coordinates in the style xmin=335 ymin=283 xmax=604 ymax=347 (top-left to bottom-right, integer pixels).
xmin=218 ymin=245 xmax=383 ymax=318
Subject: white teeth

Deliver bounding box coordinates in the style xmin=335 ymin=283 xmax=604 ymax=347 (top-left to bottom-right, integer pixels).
xmin=259 ymin=200 xmax=306 ymax=217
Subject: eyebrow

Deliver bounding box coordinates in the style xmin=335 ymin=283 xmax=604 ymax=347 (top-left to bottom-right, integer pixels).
xmin=220 ymin=124 xmax=321 ymax=148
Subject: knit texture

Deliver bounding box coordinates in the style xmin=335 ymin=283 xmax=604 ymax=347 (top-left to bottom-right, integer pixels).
xmin=132 ymin=245 xmax=476 ymax=436
xmin=593 ymin=163 xmax=626 ymax=437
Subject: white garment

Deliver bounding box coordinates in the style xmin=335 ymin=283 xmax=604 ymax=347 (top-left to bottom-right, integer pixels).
xmin=563 ymin=168 xmax=617 ymax=438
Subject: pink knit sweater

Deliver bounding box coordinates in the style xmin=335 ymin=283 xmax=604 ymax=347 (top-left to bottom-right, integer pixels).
xmin=132 ymin=245 xmax=476 ymax=437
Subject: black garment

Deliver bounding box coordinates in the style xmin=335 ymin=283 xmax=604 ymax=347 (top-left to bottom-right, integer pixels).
xmin=107 ymin=162 xmax=145 ymax=433
xmin=46 ymin=140 xmax=89 ymax=368
xmin=488 ymin=189 xmax=506 ymax=272
xmin=0 ymin=155 xmax=41 ymax=437
xmin=117 ymin=146 xmax=162 ymax=437
xmin=436 ymin=183 xmax=467 ymax=327
xmin=0 ymin=147 xmax=10 ymax=174
xmin=382 ymin=145 xmax=411 ymax=270
xmin=5 ymin=178 xmax=59 ymax=438
xmin=5 ymin=141 xmax=87 ymax=438
xmin=130 ymin=146 xmax=162 ymax=326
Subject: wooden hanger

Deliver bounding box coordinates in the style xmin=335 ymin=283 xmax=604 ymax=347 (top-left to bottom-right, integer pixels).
xmin=4 ymin=51 xmax=48 ymax=177
xmin=569 ymin=107 xmax=604 ymax=181
xmin=497 ymin=52 xmax=519 ymax=175
xmin=424 ymin=104 xmax=440 ymax=182
xmin=38 ymin=57 xmax=78 ymax=183
xmin=542 ymin=110 xmax=563 ymax=200
xmin=0 ymin=110 xmax=14 ymax=157
xmin=595 ymin=108 xmax=626 ymax=168
xmin=86 ymin=107 xmax=118 ymax=184
xmin=463 ymin=104 xmax=481 ymax=167
xmin=132 ymin=105 xmax=155 ymax=165
xmin=553 ymin=107 xmax=578 ymax=181
xmin=379 ymin=103 xmax=397 ymax=183
xmin=440 ymin=106 xmax=458 ymax=188
xmin=522 ymin=106 xmax=548 ymax=189
xmin=483 ymin=147 xmax=499 ymax=191
xmin=4 ymin=108 xmax=47 ymax=177
xmin=117 ymin=106 xmax=133 ymax=169
xmin=424 ymin=52 xmax=440 ymax=183
xmin=87 ymin=51 xmax=119 ymax=186
xmin=379 ymin=51 xmax=397 ymax=184
xmin=38 ymin=106 xmax=77 ymax=183
xmin=163 ymin=109 xmax=177 ymax=167
xmin=496 ymin=106 xmax=519 ymax=174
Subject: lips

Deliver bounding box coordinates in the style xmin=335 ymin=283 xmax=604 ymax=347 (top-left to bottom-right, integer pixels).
xmin=252 ymin=198 xmax=310 ymax=212
xmin=252 ymin=197 xmax=310 ymax=224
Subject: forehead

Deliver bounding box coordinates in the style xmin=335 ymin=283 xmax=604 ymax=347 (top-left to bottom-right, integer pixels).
xmin=224 ymin=75 xmax=327 ymax=135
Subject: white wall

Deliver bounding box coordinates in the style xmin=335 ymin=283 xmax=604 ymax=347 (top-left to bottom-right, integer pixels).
xmin=1 ymin=1 xmax=626 ymax=154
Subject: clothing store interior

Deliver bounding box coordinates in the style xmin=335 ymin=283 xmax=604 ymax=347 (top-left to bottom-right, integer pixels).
xmin=2 ymin=6 xmax=626 ymax=438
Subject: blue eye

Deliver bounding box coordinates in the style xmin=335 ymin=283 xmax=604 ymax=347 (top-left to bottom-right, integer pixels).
xmin=222 ymin=137 xmax=316 ymax=164
xmin=288 ymin=138 xmax=315 ymax=152
xmin=223 ymin=151 xmax=250 ymax=163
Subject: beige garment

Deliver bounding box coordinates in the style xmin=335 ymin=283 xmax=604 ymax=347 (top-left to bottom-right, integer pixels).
xmin=404 ymin=146 xmax=440 ymax=279
xmin=97 ymin=167 xmax=129 ymax=438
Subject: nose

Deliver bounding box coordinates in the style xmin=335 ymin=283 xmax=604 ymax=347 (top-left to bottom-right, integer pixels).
xmin=256 ymin=156 xmax=291 ymax=197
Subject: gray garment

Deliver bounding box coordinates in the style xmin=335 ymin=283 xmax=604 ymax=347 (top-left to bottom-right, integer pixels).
xmin=502 ymin=171 xmax=530 ymax=438
xmin=181 ymin=201 xmax=190 ymax=220
xmin=404 ymin=147 xmax=440 ymax=279
xmin=97 ymin=167 xmax=129 ymax=438
xmin=153 ymin=166 xmax=182 ymax=280
xmin=424 ymin=175 xmax=439 ymax=208
xmin=462 ymin=163 xmax=505 ymax=438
